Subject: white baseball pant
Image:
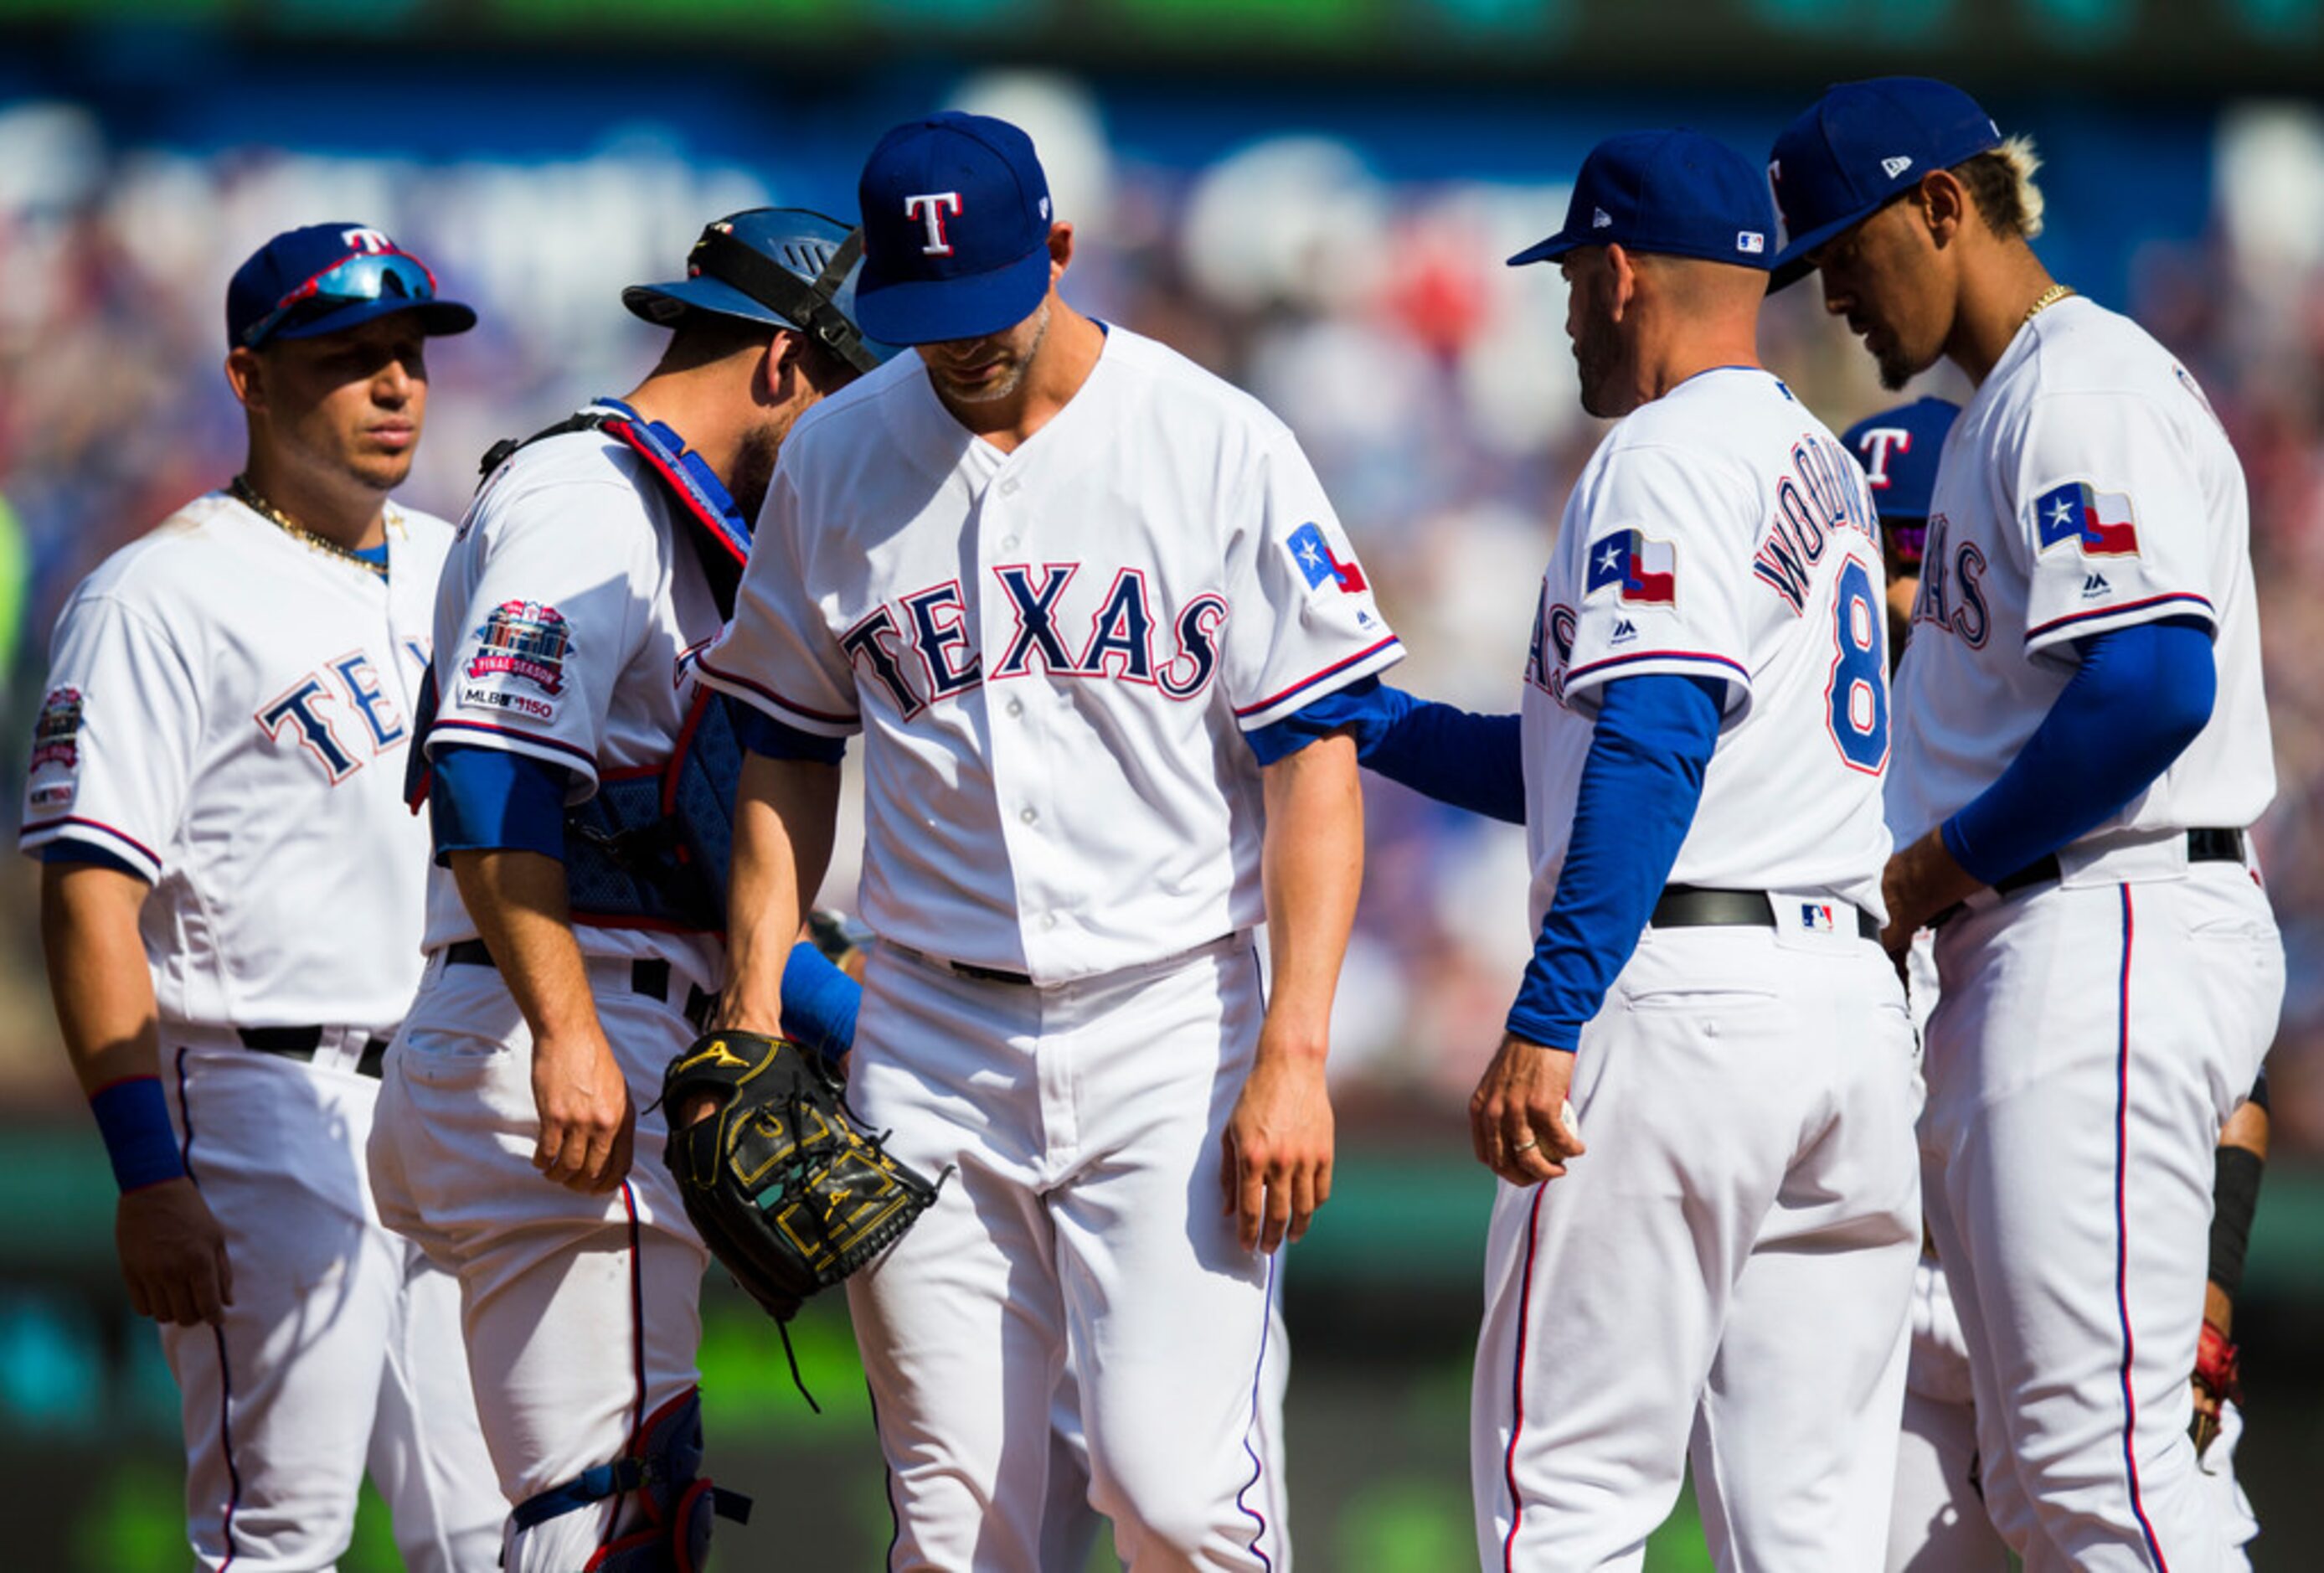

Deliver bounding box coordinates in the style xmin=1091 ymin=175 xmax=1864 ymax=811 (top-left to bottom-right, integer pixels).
xmin=1886 ymin=1254 xmax=2260 ymax=1572
xmin=847 ymin=936 xmax=1285 ymax=1572
xmin=369 ymin=953 xmax=714 ymax=1573
xmin=1919 ymin=855 xmax=2281 ymax=1572
xmin=1472 ymin=921 xmax=1923 ymax=1571
xmin=162 ymin=1034 xmax=502 ymax=1572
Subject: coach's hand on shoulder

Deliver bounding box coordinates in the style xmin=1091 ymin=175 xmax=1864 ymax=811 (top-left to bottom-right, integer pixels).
xmin=1222 ymin=1030 xmax=1335 ymax=1256
xmin=532 ymin=1027 xmax=636 ymax=1194
xmin=117 ymin=1178 xmax=233 ymax=1326
xmin=1471 ymin=1034 xmax=1586 ymax=1187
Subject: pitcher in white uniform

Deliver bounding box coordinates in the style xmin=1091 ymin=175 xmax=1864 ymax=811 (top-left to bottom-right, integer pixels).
xmin=1772 ymin=77 xmax=2285 ymax=1571
xmin=697 ymin=111 xmax=1397 ymax=1571
xmin=25 ymin=223 xmax=502 ymax=1572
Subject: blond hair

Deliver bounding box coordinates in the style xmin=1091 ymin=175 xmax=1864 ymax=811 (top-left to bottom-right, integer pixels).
xmin=1953 ymin=134 xmax=2046 ymax=240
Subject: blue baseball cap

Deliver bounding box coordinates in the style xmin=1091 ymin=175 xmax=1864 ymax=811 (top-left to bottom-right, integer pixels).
xmin=226 ymin=222 xmax=475 ymax=350
xmin=1842 ymin=395 xmax=1960 ymax=567
xmin=622 ymin=207 xmax=894 ymax=374
xmin=1507 ymin=129 xmax=1776 ymax=272
xmin=854 ymin=111 xmax=1055 ymax=346
xmin=1766 ymin=78 xmax=2002 ymax=291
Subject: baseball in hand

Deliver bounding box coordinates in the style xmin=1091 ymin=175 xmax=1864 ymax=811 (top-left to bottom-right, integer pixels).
xmin=1561 ymin=1100 xmax=1579 ymax=1141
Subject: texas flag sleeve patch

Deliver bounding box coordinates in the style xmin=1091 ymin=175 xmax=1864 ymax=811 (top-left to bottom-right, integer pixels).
xmin=1584 ymin=529 xmax=1677 ymax=606
xmin=1285 ymin=521 xmax=1369 ymax=595
xmin=2033 ymin=482 xmax=2141 ymax=557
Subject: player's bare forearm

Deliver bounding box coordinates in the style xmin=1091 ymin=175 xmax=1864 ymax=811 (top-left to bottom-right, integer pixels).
xmin=41 ymin=864 xmax=234 ymax=1323
xmin=718 ymin=751 xmax=841 ymax=1035
xmin=1879 ymin=827 xmax=1981 ymax=952
xmin=449 ymin=848 xmax=600 ymax=1041
xmin=449 ymin=848 xmax=632 ymax=1191
xmin=1223 ymin=732 xmax=1361 ymax=1253
xmin=41 ymin=863 xmax=170 ymax=1093
xmin=1255 ymin=730 xmax=1363 ymax=1055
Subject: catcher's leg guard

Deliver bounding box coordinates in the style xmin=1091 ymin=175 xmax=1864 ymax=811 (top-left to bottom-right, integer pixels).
xmin=509 ymin=1388 xmax=750 ymax=1571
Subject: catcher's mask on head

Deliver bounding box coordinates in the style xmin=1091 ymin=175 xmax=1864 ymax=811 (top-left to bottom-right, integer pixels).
xmin=622 ymin=207 xmax=895 ymax=375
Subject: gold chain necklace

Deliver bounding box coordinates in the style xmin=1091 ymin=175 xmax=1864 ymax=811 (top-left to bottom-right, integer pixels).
xmin=229 ymin=474 xmax=389 ymax=580
xmin=2022 ymin=282 xmax=2074 ymax=326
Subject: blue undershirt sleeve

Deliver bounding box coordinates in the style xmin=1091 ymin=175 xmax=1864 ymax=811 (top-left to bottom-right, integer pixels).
xmin=39 ymin=839 xmax=149 ymax=881
xmin=780 ymin=941 xmax=861 ymax=1065
xmin=1248 ymin=677 xmax=1526 ymax=824
xmin=734 ymin=703 xmax=846 ymax=766
xmin=1940 ymin=620 xmax=2215 ymax=886
xmin=428 ymin=745 xmax=570 ymax=864
xmin=1505 ymin=673 xmax=1724 ymax=1052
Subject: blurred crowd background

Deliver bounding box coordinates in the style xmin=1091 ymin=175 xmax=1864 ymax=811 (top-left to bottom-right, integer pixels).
xmin=3 ymin=1 xmax=2323 ymax=1565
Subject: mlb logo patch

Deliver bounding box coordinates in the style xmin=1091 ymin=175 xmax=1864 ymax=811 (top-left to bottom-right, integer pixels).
xmin=467 ymin=601 xmax=573 ymax=694
xmin=1286 ymin=522 xmax=1369 ymax=596
xmin=2033 ymin=482 xmax=2141 ymax=557
xmin=1585 ymin=529 xmax=1676 ymax=607
xmin=1799 ymin=902 xmax=1837 ymax=934
xmin=1736 ymin=230 xmax=1765 ymax=255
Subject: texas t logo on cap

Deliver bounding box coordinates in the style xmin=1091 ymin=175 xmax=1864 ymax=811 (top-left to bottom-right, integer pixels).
xmin=904 ymin=193 xmax=963 ymax=255
xmin=857 ymin=111 xmax=1056 ymax=346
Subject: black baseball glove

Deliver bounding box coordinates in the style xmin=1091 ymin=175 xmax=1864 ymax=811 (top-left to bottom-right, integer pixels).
xmin=661 ymin=1030 xmax=940 ymax=1326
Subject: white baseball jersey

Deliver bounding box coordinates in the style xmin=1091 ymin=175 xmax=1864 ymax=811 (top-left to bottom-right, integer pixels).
xmin=21 ymin=492 xmax=447 ymax=1032
xmin=1519 ymin=367 xmax=1892 ymax=926
xmin=1888 ymin=297 xmax=2275 ymax=846
xmin=420 ymin=413 xmax=725 ymax=977
xmin=696 ymin=325 xmax=1402 ymax=984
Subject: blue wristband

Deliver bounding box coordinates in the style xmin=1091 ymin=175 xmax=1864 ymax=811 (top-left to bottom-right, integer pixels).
xmin=781 ymin=941 xmax=862 ymax=1065
xmin=90 ymin=1076 xmax=186 ymax=1194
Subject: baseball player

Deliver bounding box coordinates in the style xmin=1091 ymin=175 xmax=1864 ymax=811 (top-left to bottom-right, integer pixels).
xmin=366 ymin=208 xmax=881 ymax=1572
xmin=1470 ymin=129 xmax=1921 ymax=1569
xmin=1838 ymin=398 xmax=2269 ymax=1573
xmin=1770 ymin=76 xmax=2285 ymax=1570
xmin=24 ymin=223 xmax=502 ymax=1571
xmin=693 ymin=111 xmax=1397 ymax=1570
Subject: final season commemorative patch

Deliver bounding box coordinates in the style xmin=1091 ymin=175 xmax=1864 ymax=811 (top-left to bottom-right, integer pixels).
xmin=466 ymin=601 xmax=572 ymax=694
xmin=30 ymin=688 xmax=83 ymax=771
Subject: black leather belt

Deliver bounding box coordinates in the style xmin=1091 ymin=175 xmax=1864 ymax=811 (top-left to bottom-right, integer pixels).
xmin=1652 ymin=884 xmax=1882 ymax=941
xmin=237 ymin=1026 xmax=389 ymax=1079
xmin=445 ymin=938 xmax=721 ymax=1032
xmin=1931 ymin=828 xmax=2246 ymax=928
xmin=1987 ymin=827 xmax=2244 ymax=900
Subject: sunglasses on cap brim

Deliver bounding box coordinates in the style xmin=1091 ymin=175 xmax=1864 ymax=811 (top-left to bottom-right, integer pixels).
xmin=240 ymin=250 xmax=442 ymax=349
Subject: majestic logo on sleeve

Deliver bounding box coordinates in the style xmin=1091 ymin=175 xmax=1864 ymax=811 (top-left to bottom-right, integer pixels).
xmin=30 ymin=688 xmax=84 ymax=771
xmin=2033 ymin=482 xmax=2141 ymax=557
xmin=466 ymin=601 xmax=573 ymax=694
xmin=1585 ymin=530 xmax=1675 ymax=607
xmin=1286 ymin=523 xmax=1369 ymax=596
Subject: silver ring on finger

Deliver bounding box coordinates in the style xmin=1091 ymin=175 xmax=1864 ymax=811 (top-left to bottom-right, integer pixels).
xmin=1512 ymin=1138 xmax=1539 ymax=1153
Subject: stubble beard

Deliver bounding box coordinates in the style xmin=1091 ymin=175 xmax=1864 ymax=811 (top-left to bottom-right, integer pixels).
xmin=941 ymin=302 xmax=1050 ymax=405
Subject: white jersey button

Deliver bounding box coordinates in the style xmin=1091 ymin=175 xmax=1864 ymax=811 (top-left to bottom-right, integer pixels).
xmin=1043 ymin=912 xmax=1060 ymax=930
xmin=1001 ymin=534 xmax=1021 ymax=551
xmin=1021 ymin=807 xmax=1038 ymax=825
xmin=1006 ymin=698 xmax=1024 ymax=718
xmin=1001 ymin=477 xmax=1021 ymax=496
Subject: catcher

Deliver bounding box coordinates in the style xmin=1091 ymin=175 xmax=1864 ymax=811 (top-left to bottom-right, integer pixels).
xmin=368 ymin=209 xmax=886 ymax=1572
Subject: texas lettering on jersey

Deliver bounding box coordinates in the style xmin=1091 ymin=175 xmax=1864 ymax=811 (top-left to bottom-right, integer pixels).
xmin=256 ymin=640 xmax=430 ymax=784
xmin=844 ymin=564 xmax=1231 ymax=719
xmin=1909 ymin=512 xmax=1991 ymax=647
